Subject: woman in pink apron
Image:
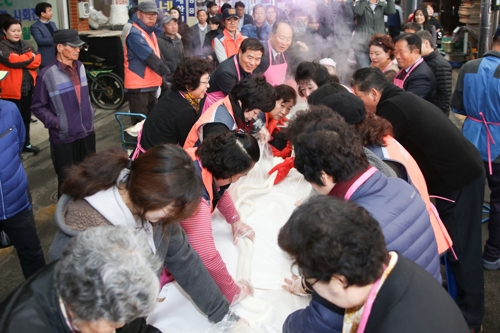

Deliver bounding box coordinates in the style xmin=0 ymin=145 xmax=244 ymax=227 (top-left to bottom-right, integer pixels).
xmin=368 ymin=34 xmax=399 ymax=84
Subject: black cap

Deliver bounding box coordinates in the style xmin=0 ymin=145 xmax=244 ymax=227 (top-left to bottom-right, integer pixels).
xmin=222 ymin=8 xmax=238 ymax=20
xmin=322 ymin=92 xmax=366 ymax=125
xmin=53 ymin=29 xmax=85 ymax=47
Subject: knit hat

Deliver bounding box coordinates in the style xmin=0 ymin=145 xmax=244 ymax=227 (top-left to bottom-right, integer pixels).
xmin=322 ymin=92 xmax=366 ymax=124
xmin=138 ymin=1 xmax=158 ymax=13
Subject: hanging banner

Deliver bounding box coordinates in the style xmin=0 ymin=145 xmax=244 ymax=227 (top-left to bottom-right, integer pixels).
xmin=156 ymin=0 xmax=195 ymax=22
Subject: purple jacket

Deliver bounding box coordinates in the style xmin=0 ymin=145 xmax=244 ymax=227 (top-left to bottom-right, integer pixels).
xmin=31 ymin=59 xmax=94 ymax=145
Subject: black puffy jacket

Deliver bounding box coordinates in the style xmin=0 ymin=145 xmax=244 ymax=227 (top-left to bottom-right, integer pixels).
xmin=424 ymin=50 xmax=452 ymax=115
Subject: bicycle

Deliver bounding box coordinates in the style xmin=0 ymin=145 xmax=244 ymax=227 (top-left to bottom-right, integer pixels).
xmin=82 ymin=55 xmax=125 ymax=110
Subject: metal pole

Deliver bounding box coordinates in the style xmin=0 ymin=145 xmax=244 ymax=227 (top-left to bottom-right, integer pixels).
xmin=479 ymin=0 xmax=493 ymax=57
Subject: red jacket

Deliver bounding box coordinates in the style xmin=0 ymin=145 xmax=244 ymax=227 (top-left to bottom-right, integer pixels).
xmin=0 ymin=39 xmax=40 ymax=100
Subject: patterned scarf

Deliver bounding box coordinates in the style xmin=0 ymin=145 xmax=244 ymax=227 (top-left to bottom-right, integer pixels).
xmin=180 ymin=90 xmax=200 ymax=112
xmin=343 ymin=252 xmax=398 ymax=333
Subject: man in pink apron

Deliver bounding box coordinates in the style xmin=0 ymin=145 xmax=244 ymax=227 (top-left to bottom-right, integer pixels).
xmin=255 ymin=22 xmax=293 ymax=86
xmin=200 ymin=37 xmax=264 ymax=113
xmin=393 ymin=33 xmax=436 ymax=104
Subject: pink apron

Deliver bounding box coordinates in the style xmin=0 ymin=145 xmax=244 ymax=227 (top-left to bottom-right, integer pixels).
xmin=201 ymin=56 xmax=242 ymax=114
xmin=393 ymin=57 xmax=424 ymax=89
xmin=381 ymin=61 xmax=394 ymax=73
xmin=263 ymin=41 xmax=287 ymax=86
xmin=467 ymin=111 xmax=500 ymax=175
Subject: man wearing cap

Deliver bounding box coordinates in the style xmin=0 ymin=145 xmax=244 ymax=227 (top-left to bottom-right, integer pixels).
xmin=158 ymin=14 xmax=184 ymax=83
xmin=213 ymin=8 xmax=247 ymax=63
xmin=124 ymin=1 xmax=169 ymax=124
xmin=31 ymin=29 xmax=96 ymax=198
xmin=452 ymin=25 xmax=500 ymax=277
xmin=255 ymin=21 xmax=293 ymax=86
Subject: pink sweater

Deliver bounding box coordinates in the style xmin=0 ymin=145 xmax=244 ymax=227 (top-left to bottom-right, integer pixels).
xmin=180 ymin=190 xmax=241 ymax=302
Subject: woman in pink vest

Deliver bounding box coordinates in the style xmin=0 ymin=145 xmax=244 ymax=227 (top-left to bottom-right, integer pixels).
xmin=321 ymin=92 xmax=453 ymax=255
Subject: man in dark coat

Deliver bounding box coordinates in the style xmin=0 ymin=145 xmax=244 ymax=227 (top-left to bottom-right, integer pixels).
xmin=190 ymin=9 xmax=209 ymax=57
xmin=157 ymin=15 xmax=185 ymax=82
xmin=200 ymin=38 xmax=263 ymax=111
xmin=352 ymin=67 xmax=486 ymax=333
xmin=235 ymin=1 xmax=253 ymax=30
xmin=417 ymin=30 xmax=452 ymax=115
xmin=393 ymin=33 xmax=436 ymax=104
xmin=30 ymin=2 xmax=58 ymax=68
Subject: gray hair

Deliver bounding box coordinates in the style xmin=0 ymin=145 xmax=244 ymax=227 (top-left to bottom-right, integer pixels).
xmin=55 ymin=226 xmax=161 ymax=325
xmin=415 ymin=30 xmax=435 ymax=49
xmin=351 ymin=67 xmax=389 ymax=94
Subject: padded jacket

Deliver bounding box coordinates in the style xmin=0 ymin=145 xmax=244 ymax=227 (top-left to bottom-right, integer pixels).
xmin=0 ymin=100 xmax=30 ymax=220
xmin=283 ymin=169 xmax=441 ymax=333
xmin=424 ymin=50 xmax=452 ymax=114
xmin=0 ymin=39 xmax=41 ymax=100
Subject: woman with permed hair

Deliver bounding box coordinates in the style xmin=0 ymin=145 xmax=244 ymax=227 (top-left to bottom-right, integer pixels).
xmin=140 ymin=57 xmax=211 ymax=149
xmin=183 ymin=130 xmax=259 ymax=303
xmin=368 ymin=34 xmax=399 ymax=83
xmin=279 ymin=196 xmax=468 ymax=333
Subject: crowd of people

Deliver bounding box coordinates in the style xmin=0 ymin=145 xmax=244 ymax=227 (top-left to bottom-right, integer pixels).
xmin=0 ymin=0 xmax=498 ymax=332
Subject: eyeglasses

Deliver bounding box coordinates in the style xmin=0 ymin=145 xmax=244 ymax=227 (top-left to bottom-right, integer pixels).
xmin=303 ymin=277 xmax=318 ymax=292
xmin=199 ymin=76 xmax=210 ymax=85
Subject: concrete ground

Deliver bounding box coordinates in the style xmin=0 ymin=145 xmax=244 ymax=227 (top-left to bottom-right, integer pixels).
xmin=1 ymin=75 xmax=500 ymax=331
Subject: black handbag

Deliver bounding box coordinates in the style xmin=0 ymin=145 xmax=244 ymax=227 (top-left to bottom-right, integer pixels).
xmin=0 ymin=229 xmax=12 ymax=248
